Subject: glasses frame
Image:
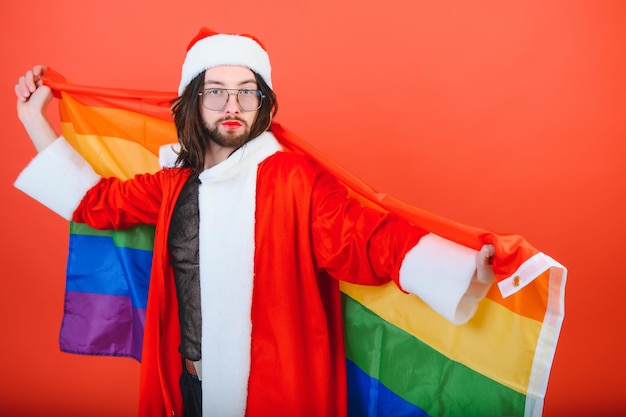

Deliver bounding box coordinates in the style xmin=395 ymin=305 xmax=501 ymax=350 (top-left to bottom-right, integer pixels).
xmin=198 ymin=88 xmax=265 ymax=112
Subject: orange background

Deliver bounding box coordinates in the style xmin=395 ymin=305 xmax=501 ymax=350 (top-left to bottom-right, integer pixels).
xmin=1 ymin=1 xmax=624 ymax=416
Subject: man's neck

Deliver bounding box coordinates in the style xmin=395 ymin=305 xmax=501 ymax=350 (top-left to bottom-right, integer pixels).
xmin=203 ymin=142 xmax=239 ymax=169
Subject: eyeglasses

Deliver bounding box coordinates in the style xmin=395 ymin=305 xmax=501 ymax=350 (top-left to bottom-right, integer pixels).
xmin=198 ymin=88 xmax=265 ymax=112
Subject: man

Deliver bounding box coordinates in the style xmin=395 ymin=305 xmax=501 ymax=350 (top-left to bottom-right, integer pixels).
xmin=15 ymin=28 xmax=495 ymax=417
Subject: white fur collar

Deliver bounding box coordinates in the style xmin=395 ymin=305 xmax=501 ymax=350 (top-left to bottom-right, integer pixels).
xmin=197 ymin=130 xmax=281 ymax=416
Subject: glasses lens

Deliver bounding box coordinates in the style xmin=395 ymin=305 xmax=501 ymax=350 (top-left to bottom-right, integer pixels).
xmin=203 ymin=89 xmax=228 ymax=111
xmin=201 ymin=89 xmax=262 ymax=111
xmin=237 ymin=90 xmax=262 ymax=111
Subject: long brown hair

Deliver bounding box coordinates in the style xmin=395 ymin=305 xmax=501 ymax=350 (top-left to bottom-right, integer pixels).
xmin=170 ymin=69 xmax=278 ymax=176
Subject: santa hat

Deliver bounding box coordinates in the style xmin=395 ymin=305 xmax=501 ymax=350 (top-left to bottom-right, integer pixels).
xmin=178 ymin=27 xmax=272 ymax=95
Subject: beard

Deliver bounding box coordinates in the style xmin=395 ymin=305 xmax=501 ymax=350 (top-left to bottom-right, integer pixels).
xmin=203 ymin=117 xmax=254 ymax=149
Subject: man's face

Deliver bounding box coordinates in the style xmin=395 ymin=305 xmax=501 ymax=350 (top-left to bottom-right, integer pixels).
xmin=200 ymin=65 xmax=260 ymax=149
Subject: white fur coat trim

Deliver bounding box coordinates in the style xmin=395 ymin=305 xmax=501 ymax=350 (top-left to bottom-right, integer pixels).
xmin=13 ymin=137 xmax=101 ymax=220
xmin=197 ymin=132 xmax=282 ymax=417
xmin=399 ymin=233 xmax=490 ymax=325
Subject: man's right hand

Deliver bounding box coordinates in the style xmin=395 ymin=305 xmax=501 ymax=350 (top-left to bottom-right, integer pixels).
xmin=14 ymin=65 xmax=59 ymax=152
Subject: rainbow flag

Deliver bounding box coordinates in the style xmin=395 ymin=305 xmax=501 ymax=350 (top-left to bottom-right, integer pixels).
xmin=43 ymin=68 xmax=566 ymax=417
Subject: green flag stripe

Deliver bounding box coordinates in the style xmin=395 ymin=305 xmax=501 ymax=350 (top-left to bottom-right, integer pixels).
xmin=70 ymin=222 xmax=155 ymax=251
xmin=342 ymin=293 xmax=527 ymax=417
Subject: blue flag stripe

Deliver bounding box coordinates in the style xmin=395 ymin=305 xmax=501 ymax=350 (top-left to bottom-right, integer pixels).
xmin=347 ymin=360 xmax=429 ymax=417
xmin=67 ymin=234 xmax=152 ymax=308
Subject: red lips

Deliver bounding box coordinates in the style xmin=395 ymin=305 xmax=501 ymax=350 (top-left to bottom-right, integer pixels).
xmin=222 ymin=120 xmax=242 ymax=129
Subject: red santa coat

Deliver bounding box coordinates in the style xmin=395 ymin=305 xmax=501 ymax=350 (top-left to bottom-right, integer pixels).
xmin=16 ymin=133 xmax=487 ymax=417
xmin=71 ymin=132 xmax=425 ymax=417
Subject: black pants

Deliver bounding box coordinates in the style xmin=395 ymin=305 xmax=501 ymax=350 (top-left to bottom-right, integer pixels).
xmin=180 ymin=358 xmax=202 ymax=417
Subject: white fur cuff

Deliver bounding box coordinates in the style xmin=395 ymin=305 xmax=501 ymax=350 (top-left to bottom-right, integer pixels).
xmin=399 ymin=233 xmax=492 ymax=325
xmin=159 ymin=143 xmax=180 ymax=169
xmin=14 ymin=137 xmax=101 ymax=221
